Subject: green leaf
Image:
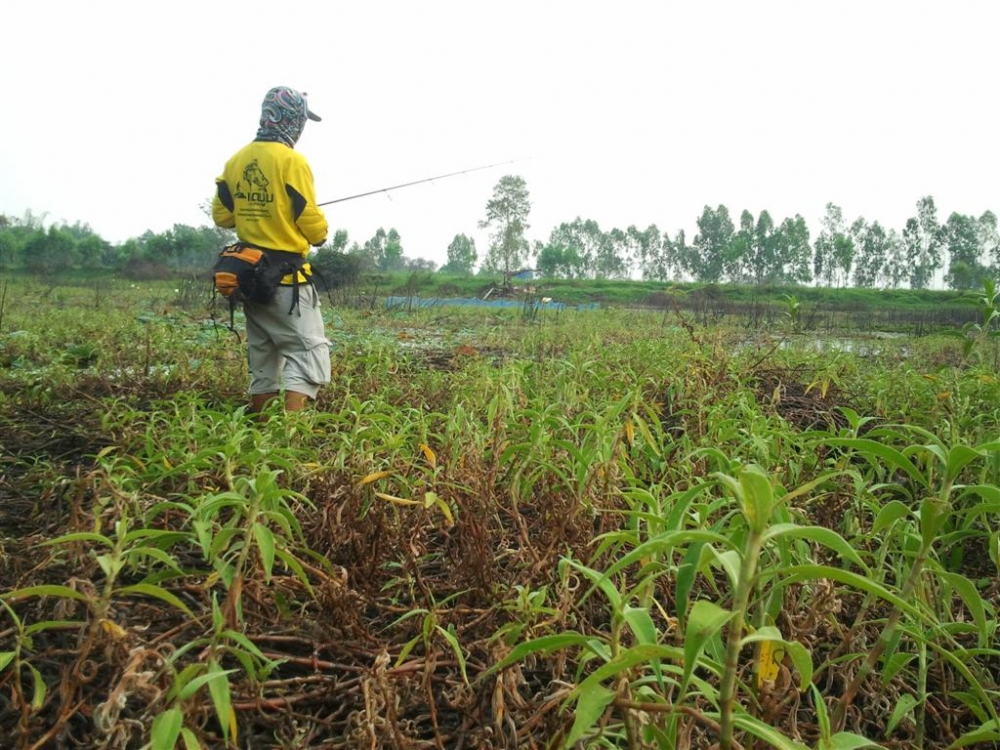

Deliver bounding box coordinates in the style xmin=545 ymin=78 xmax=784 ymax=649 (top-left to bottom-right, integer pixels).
xmin=564 ymin=683 xmax=616 ymax=746
xmin=674 ymin=542 xmax=704 ymax=625
xmin=710 ymin=548 xmax=742 ymax=590
xmin=180 ymin=727 xmax=202 ymax=750
xmin=881 ymin=651 xmax=915 ymax=685
xmin=0 ymin=652 xmax=15 ymax=671
xmin=206 ymin=659 xmax=236 ymax=744
xmin=28 ymin=662 xmax=46 ymax=710
xmin=565 ymin=559 xmax=622 ymax=611
xmin=122 ymin=545 xmax=185 ymax=574
xmin=24 ymin=619 xmax=82 ymax=637
xmin=934 ymin=570 xmax=988 ymax=644
xmin=740 ymin=629 xmax=813 ymax=691
xmin=762 ymin=524 xmax=868 ymax=572
xmin=771 ymin=565 xmax=925 ymax=623
xmin=436 ymin=624 xmax=469 ymax=684
xmin=730 ymin=713 xmax=811 ymax=749
xmin=823 ymin=438 xmax=924 ymax=487
xmin=622 ymin=605 xmax=657 ymax=646
xmin=2 ymin=585 xmax=91 ymax=604
xmin=947 ymin=720 xmax=1000 ymax=749
xmin=680 ymin=601 xmax=730 ymax=700
xmin=603 ymin=529 xmax=734 ymax=583
xmin=273 ymin=548 xmax=313 ymax=592
xmin=871 ymin=500 xmax=912 ymax=534
xmin=623 ymin=605 xmax=663 ymax=685
xmin=218 ymin=630 xmax=268 ymax=661
xmin=117 ymin=583 xmax=193 ymax=617
xmin=42 ymin=531 xmax=115 ymax=547
xmin=167 ymin=663 xmax=206 ymax=702
xmin=485 ymin=632 xmax=594 ymax=676
xmin=177 ymin=664 xmax=238 ymax=701
xmin=151 ymin=708 xmax=184 ymax=750
xmin=886 ymin=693 xmax=918 ymax=736
xmin=827 ymin=731 xmax=886 ymax=749
xmin=943 ymin=444 xmax=984 ymax=485
xmin=714 ymin=465 xmax=773 ymax=533
xmin=252 ymin=522 xmax=276 ymax=581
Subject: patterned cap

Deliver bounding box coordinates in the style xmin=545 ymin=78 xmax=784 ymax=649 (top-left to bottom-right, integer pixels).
xmin=256 ymin=86 xmax=321 ymax=148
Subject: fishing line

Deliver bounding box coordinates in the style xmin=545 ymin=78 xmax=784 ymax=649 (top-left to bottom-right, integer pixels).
xmin=316 ymin=158 xmax=528 ymax=207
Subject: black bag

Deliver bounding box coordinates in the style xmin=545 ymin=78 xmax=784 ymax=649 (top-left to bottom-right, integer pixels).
xmin=212 ymin=244 xmax=307 ymax=329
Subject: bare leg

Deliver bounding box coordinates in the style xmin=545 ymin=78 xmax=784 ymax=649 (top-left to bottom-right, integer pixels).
xmin=250 ymin=392 xmax=278 ymax=418
xmin=284 ymin=390 xmax=310 ymax=411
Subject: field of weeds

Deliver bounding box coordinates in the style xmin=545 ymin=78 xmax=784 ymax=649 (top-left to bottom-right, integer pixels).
xmin=1 ymin=278 xmax=999 ymax=749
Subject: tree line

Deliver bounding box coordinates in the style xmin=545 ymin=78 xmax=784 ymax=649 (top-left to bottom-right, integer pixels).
xmin=2 ymin=180 xmax=998 ymax=291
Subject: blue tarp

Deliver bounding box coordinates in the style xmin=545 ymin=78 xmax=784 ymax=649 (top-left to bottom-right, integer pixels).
xmin=385 ymin=297 xmax=600 ymax=312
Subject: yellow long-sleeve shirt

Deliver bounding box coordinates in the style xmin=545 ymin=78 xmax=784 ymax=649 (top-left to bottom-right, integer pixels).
xmin=213 ymin=141 xmax=327 ymax=280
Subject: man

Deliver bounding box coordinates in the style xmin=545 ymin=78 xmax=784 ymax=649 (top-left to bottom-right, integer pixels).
xmin=212 ymin=86 xmax=331 ymax=414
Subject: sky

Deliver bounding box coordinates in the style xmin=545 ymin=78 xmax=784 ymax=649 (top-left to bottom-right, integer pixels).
xmin=2 ymin=1 xmax=998 ymax=270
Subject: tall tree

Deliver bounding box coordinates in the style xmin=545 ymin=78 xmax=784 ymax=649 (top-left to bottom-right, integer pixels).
xmin=772 ymin=215 xmax=812 ymax=284
xmin=814 ymin=203 xmax=851 ymax=287
xmin=664 ymin=230 xmax=688 ymax=279
xmin=479 ymin=175 xmax=531 ymax=279
xmin=24 ymin=226 xmax=77 ymax=273
xmin=361 ymin=228 xmax=386 ymax=270
xmin=978 ymin=211 xmax=1000 ymax=278
xmin=596 ymin=226 xmax=628 ymax=279
xmin=729 ymin=211 xmax=756 ymax=283
xmin=327 ymin=228 xmax=350 ymax=253
xmin=631 ymin=224 xmax=669 ymax=281
xmin=942 ymin=212 xmax=986 ymax=290
xmin=850 ymin=218 xmax=890 ymax=288
xmin=360 ymin=227 xmax=404 ymax=271
xmin=441 ymin=233 xmax=477 ymax=275
xmin=880 ymin=228 xmax=907 ymax=288
xmin=686 ymin=205 xmax=734 ymax=283
xmin=546 ymin=218 xmax=602 ymax=278
xmin=383 ymin=228 xmax=404 ymax=271
xmin=903 ymin=196 xmax=943 ymax=289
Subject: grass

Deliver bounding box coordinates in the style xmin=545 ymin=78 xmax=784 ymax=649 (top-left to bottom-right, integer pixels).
xmin=1 ymin=275 xmax=998 ymax=748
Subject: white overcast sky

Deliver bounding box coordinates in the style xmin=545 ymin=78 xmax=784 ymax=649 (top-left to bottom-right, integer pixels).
xmin=1 ymin=1 xmax=997 ymax=268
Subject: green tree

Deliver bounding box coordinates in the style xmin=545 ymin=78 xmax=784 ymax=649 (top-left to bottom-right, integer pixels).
xmin=685 ymin=205 xmax=734 ymax=283
xmin=440 ymin=233 xmax=477 ymax=275
xmin=728 ymin=211 xmax=755 ymax=283
xmin=479 ymin=175 xmax=531 ymax=279
xmin=662 ymin=229 xmax=688 ymax=281
xmin=76 ymin=233 xmax=113 ymax=269
xmin=881 ymin=227 xmax=907 ymax=288
xmin=361 ymin=228 xmax=385 ymax=270
xmin=383 ymin=229 xmax=404 ymax=271
xmin=312 ymin=247 xmax=363 ymax=289
xmin=771 ymin=215 xmax=812 ymax=284
xmin=749 ymin=210 xmax=776 ymax=284
xmin=631 ymin=224 xmax=670 ymax=281
xmin=535 ymin=241 xmax=564 ymax=278
xmin=327 ymin=228 xmax=350 ymax=253
xmin=850 ymin=218 xmax=892 ymax=288
xmin=546 ymin=219 xmax=603 ymax=278
xmin=903 ymin=195 xmax=943 ymax=289
xmin=168 ymin=224 xmax=220 ymax=270
xmin=24 ymin=226 xmax=78 ymax=274
xmin=977 ymin=211 xmax=1000 ymax=277
xmin=942 ymin=212 xmax=986 ymax=290
xmin=598 ymin=226 xmax=629 ymax=279
xmin=813 ymin=203 xmax=851 ymax=287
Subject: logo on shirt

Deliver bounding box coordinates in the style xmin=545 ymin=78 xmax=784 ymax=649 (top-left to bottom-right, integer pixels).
xmin=234 ymin=159 xmax=274 ymax=204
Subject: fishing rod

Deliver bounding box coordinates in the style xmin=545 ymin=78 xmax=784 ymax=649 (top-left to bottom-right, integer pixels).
xmin=317 ymin=159 xmax=524 ymax=207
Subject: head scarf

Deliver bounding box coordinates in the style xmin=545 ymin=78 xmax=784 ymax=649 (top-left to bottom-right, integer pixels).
xmin=255 ymin=86 xmax=321 ymax=148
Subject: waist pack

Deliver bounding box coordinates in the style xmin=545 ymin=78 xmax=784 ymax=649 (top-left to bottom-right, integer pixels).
xmin=212 ymin=243 xmax=309 ymax=329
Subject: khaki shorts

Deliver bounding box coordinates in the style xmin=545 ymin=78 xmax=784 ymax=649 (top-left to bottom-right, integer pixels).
xmin=245 ymin=285 xmax=331 ymax=399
